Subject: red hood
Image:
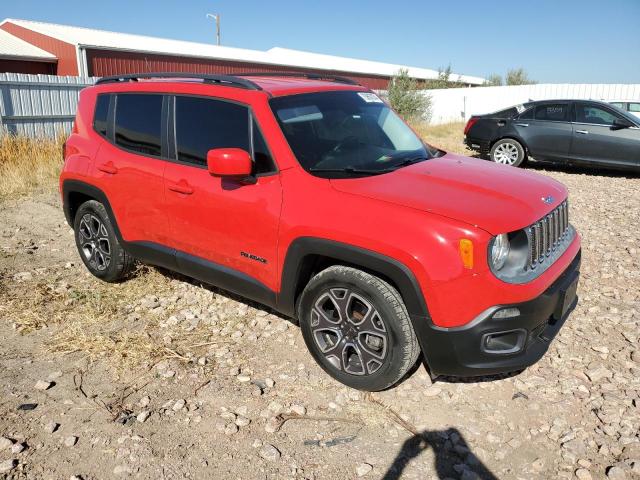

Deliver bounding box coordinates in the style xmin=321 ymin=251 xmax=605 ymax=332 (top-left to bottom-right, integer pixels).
xmin=330 ymin=154 xmax=567 ymax=234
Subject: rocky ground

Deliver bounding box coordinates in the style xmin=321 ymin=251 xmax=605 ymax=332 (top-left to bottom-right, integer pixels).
xmin=0 ymin=164 xmax=639 ymax=480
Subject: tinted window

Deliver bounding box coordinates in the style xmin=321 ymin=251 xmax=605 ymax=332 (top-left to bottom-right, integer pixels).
xmin=93 ymin=94 xmax=110 ymax=137
xmin=610 ymin=102 xmax=625 ymax=109
xmin=175 ymin=96 xmax=249 ymax=166
xmin=575 ymin=103 xmax=622 ymax=125
xmin=535 ymin=104 xmax=568 ymax=121
xmin=252 ymin=119 xmax=276 ymax=174
xmin=115 ymin=94 xmax=163 ymax=156
xmin=519 ymin=108 xmax=534 ymax=120
xmin=494 ymin=107 xmax=518 ymax=118
xmin=630 ymin=103 xmax=640 ymax=113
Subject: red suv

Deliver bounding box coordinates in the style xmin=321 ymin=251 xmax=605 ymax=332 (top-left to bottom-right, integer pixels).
xmin=61 ymin=73 xmax=581 ymax=391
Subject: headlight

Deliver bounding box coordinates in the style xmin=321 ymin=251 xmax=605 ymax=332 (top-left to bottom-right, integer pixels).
xmin=490 ymin=234 xmax=510 ymax=271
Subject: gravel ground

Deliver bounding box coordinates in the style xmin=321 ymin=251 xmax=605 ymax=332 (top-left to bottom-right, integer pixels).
xmin=0 ymin=164 xmax=639 ymax=480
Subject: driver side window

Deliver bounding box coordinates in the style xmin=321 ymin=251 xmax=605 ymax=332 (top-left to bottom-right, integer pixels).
xmin=575 ymin=103 xmax=623 ymax=126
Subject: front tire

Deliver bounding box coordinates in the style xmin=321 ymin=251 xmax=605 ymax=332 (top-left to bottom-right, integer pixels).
xmin=297 ymin=266 xmax=420 ymax=391
xmin=490 ymin=138 xmax=526 ymax=167
xmin=73 ymin=200 xmax=134 ymax=282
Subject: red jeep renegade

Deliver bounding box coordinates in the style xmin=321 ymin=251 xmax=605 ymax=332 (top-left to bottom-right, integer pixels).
xmin=61 ymin=73 xmax=581 ymax=391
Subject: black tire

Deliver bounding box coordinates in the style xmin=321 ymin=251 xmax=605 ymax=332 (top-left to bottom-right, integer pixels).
xmin=73 ymin=200 xmax=134 ymax=282
xmin=490 ymin=138 xmax=526 ymax=167
xmin=297 ymin=266 xmax=420 ymax=391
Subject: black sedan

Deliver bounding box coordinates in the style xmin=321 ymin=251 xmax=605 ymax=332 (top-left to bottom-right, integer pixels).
xmin=464 ymin=99 xmax=639 ymax=171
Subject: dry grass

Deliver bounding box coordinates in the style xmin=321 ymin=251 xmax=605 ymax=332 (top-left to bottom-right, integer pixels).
xmin=0 ymin=134 xmax=64 ymax=199
xmin=1 ymin=264 xmax=240 ymax=372
xmin=411 ymin=121 xmax=471 ymax=156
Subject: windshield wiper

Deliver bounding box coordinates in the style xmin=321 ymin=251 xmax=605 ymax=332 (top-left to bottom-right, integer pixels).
xmin=309 ymin=167 xmax=388 ymax=175
xmin=389 ymin=156 xmax=429 ymax=170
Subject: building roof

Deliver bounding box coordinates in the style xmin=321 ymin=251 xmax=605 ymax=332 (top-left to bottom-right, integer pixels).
xmin=0 ymin=29 xmax=56 ymax=61
xmin=0 ymin=18 xmax=485 ymax=85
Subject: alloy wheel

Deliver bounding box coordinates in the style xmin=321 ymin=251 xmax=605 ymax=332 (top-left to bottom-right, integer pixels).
xmin=493 ymin=142 xmax=520 ymax=165
xmin=310 ymin=287 xmax=389 ymax=376
xmin=78 ymin=213 xmax=111 ymax=271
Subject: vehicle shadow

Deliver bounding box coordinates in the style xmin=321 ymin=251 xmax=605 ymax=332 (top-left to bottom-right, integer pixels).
xmin=382 ymin=427 xmax=499 ymax=480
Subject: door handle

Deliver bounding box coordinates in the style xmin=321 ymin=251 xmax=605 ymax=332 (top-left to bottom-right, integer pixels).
xmin=576 ymin=130 xmax=589 ymax=134
xmin=168 ymin=180 xmax=194 ymax=195
xmin=515 ymin=123 xmax=529 ymax=127
xmin=497 ymin=121 xmax=506 ymax=127
xmin=97 ymin=162 xmax=118 ymax=174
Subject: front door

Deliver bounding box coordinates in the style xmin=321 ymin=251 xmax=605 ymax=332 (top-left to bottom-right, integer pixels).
xmin=163 ymin=95 xmax=282 ymax=294
xmin=570 ymin=101 xmax=640 ymax=169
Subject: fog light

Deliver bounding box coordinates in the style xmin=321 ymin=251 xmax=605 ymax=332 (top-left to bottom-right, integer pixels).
xmin=493 ymin=307 xmax=521 ymax=319
xmin=482 ymin=329 xmax=526 ymax=354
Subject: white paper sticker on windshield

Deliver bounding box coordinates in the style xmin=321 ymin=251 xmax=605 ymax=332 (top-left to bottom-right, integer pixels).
xmin=358 ymin=92 xmax=383 ymax=103
xmin=515 ymin=104 xmax=526 ymax=113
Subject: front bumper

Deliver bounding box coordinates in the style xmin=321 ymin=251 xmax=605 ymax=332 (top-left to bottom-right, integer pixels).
xmin=417 ymin=250 xmax=581 ymax=377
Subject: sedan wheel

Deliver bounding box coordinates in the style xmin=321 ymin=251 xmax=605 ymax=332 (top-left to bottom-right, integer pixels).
xmin=490 ymin=139 xmax=525 ymax=167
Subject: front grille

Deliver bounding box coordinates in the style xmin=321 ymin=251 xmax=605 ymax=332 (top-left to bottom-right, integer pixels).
xmin=526 ymin=200 xmax=569 ymax=270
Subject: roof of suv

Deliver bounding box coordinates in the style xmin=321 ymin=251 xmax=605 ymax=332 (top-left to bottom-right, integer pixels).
xmin=93 ymin=73 xmax=369 ymax=97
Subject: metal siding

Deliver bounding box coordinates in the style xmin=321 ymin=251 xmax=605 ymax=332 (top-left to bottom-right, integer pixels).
xmin=0 ymin=22 xmax=77 ymax=75
xmin=85 ymin=49 xmax=390 ymax=90
xmin=0 ymin=72 xmax=95 ymax=137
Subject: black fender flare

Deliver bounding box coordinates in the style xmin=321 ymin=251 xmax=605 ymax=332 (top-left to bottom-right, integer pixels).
xmin=61 ymin=180 xmax=123 ymax=239
xmin=276 ymin=237 xmax=431 ymax=321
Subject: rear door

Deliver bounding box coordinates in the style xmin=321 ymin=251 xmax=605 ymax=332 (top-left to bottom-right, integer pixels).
xmin=93 ymin=92 xmax=171 ymax=246
xmin=517 ymin=102 xmax=573 ymax=160
xmin=163 ymin=95 xmax=282 ymax=292
xmin=570 ymin=101 xmax=640 ymax=169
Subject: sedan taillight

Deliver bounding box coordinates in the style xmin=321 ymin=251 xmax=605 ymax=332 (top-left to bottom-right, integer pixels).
xmin=464 ymin=117 xmax=478 ymax=136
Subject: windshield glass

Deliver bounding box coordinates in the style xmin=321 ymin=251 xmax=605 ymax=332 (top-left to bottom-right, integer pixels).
xmin=270 ymin=91 xmax=434 ymax=178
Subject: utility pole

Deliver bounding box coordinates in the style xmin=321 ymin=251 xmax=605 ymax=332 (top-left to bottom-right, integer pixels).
xmin=206 ymin=13 xmax=221 ymax=45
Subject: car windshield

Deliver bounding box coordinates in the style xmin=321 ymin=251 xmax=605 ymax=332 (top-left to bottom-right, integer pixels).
xmin=269 ymin=90 xmax=436 ymax=178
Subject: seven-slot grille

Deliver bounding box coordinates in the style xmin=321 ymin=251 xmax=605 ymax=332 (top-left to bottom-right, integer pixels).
xmin=527 ymin=199 xmax=569 ymax=269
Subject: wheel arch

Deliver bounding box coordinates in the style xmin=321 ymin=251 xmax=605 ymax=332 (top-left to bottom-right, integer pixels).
xmin=277 ymin=237 xmax=431 ymax=322
xmin=62 ymin=180 xmax=123 ymax=241
xmin=491 ymin=135 xmax=529 ymax=155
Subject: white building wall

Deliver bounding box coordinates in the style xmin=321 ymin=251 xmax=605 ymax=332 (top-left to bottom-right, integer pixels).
xmin=423 ymin=84 xmax=640 ymax=124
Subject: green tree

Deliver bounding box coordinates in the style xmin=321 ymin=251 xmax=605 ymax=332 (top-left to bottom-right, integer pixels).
xmin=506 ymin=68 xmax=537 ymax=85
xmin=387 ymin=69 xmax=431 ymax=122
xmin=485 ymin=74 xmax=503 ymax=86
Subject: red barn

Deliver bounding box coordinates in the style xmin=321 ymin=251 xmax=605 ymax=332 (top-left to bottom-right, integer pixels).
xmin=0 ymin=28 xmax=56 ymax=74
xmin=0 ymin=19 xmax=485 ymax=89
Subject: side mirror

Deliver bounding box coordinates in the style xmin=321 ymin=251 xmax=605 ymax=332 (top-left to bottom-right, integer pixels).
xmin=612 ymin=117 xmax=634 ymax=130
xmin=207 ymin=148 xmax=253 ymax=178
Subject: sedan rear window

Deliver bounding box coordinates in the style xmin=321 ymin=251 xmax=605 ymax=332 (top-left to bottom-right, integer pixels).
xmin=534 ymin=104 xmax=568 ymax=121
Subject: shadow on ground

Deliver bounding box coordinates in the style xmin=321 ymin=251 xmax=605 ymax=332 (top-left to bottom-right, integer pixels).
xmin=382 ymin=428 xmax=499 ymax=480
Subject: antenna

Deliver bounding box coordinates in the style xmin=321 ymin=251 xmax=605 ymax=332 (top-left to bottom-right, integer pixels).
xmin=206 ymin=13 xmax=221 ymax=46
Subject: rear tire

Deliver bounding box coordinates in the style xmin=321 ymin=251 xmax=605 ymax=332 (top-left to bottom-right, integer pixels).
xmin=73 ymin=200 xmax=134 ymax=282
xmin=297 ymin=266 xmax=420 ymax=391
xmin=490 ymin=139 xmax=526 ymax=167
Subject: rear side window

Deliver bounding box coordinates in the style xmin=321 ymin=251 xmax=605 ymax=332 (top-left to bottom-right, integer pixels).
xmin=114 ymin=94 xmax=163 ymax=157
xmin=534 ymin=104 xmax=568 ymax=121
xmin=630 ymin=103 xmax=640 ymax=113
xmin=93 ymin=94 xmax=110 ymax=137
xmin=174 ymin=96 xmax=276 ymax=174
xmin=518 ymin=108 xmax=534 ymax=120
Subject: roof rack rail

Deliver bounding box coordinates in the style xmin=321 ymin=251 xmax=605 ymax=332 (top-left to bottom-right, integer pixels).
xmin=235 ymin=71 xmax=359 ymax=86
xmin=95 ymin=72 xmax=262 ymax=90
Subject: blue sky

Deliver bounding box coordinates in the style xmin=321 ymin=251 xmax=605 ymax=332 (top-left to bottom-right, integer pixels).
xmin=3 ymin=0 xmax=639 ymax=83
